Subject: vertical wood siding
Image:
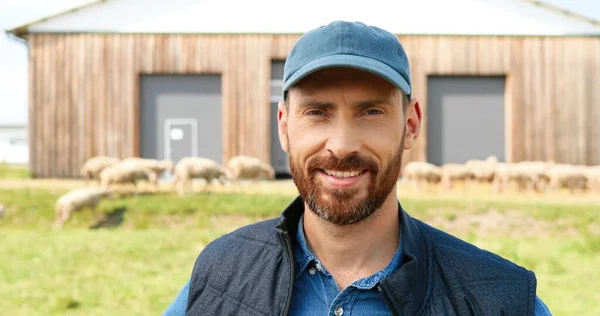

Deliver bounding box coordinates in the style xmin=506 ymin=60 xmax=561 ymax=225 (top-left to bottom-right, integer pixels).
xmin=25 ymin=33 xmax=600 ymax=177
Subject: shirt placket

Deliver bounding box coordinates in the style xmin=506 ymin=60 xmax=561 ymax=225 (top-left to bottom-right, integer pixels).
xmin=312 ymin=261 xmax=360 ymax=316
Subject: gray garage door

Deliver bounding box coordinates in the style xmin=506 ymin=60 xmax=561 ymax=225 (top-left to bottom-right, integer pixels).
xmin=270 ymin=61 xmax=291 ymax=176
xmin=427 ymin=76 xmax=505 ymax=166
xmin=140 ymin=75 xmax=222 ymax=166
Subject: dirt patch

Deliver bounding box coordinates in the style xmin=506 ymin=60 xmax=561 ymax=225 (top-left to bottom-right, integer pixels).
xmin=426 ymin=208 xmax=577 ymax=238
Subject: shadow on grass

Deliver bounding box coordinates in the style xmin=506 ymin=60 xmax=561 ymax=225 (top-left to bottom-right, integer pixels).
xmin=89 ymin=207 xmax=127 ymax=229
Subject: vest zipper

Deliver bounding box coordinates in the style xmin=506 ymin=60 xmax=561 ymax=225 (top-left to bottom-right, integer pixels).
xmin=377 ymin=284 xmax=400 ymax=316
xmin=280 ymin=231 xmax=295 ymax=316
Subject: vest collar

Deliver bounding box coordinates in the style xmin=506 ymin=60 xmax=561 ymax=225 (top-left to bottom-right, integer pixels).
xmin=274 ymin=195 xmax=430 ymax=315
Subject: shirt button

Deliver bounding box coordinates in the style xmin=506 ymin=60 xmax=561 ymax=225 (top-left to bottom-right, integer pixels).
xmin=334 ymin=306 xmax=344 ymax=316
xmin=308 ymin=267 xmax=317 ymax=275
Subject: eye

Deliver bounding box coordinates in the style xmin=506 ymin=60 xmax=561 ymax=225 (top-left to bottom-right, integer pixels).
xmin=305 ymin=109 xmax=326 ymax=116
xmin=364 ymin=108 xmax=384 ymax=116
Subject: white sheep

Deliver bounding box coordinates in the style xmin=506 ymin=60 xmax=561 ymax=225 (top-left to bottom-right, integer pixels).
xmin=585 ymin=166 xmax=600 ymax=192
xmin=401 ymin=161 xmax=441 ymax=190
xmin=546 ymin=163 xmax=588 ymax=193
xmin=53 ymin=187 xmax=113 ymax=229
xmin=98 ymin=161 xmax=158 ymax=192
xmin=440 ymin=163 xmax=475 ymax=189
xmin=173 ymin=157 xmax=232 ymax=196
xmin=465 ymin=156 xmax=498 ymax=184
xmin=80 ymin=156 xmax=120 ymax=183
xmin=121 ymin=157 xmax=174 ymax=179
xmin=492 ymin=161 xmax=552 ymax=193
xmin=227 ymin=155 xmax=275 ymax=181
xmin=515 ymin=161 xmax=553 ymax=192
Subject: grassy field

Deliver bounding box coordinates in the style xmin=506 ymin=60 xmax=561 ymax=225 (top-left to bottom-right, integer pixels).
xmin=1 ymin=177 xmax=599 ymax=315
xmin=0 ymin=162 xmax=30 ymax=179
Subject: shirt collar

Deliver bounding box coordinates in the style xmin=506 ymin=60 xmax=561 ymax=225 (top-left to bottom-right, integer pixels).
xmin=293 ymin=214 xmax=316 ymax=278
xmin=294 ymin=212 xmax=404 ymax=288
xmin=276 ymin=195 xmax=431 ymax=314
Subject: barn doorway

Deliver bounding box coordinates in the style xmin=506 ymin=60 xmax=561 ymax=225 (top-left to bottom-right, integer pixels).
xmin=139 ymin=75 xmax=222 ymax=167
xmin=427 ymin=76 xmax=506 ymax=166
xmin=269 ymin=60 xmax=291 ymax=178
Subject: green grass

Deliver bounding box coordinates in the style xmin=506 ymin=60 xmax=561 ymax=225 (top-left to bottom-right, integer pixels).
xmin=0 ymin=186 xmax=599 ymax=315
xmin=0 ymin=162 xmax=30 ymax=179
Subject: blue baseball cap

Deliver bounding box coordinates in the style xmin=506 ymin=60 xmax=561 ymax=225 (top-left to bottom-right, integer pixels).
xmin=282 ymin=20 xmax=412 ymax=98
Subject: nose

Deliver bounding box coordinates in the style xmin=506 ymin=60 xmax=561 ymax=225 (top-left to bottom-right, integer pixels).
xmin=326 ymin=121 xmax=361 ymax=160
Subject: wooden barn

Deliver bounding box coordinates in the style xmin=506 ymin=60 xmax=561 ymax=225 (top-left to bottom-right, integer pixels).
xmin=6 ymin=0 xmax=600 ymax=178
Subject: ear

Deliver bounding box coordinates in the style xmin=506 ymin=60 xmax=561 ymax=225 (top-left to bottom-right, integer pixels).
xmin=403 ymin=97 xmax=422 ymax=151
xmin=277 ymin=101 xmax=290 ymax=153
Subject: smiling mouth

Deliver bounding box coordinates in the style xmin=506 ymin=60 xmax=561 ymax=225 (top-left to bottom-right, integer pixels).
xmin=321 ymin=169 xmax=366 ymax=178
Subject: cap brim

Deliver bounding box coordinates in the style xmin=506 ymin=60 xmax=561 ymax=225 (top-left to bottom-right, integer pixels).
xmin=282 ymin=54 xmax=411 ymax=95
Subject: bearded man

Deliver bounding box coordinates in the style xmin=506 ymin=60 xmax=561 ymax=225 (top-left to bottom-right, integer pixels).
xmin=164 ymin=20 xmax=551 ymax=316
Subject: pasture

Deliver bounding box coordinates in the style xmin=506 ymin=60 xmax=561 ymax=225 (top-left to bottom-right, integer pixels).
xmin=0 ymin=173 xmax=599 ymax=315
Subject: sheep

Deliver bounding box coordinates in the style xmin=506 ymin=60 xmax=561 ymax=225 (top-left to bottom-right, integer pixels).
xmin=546 ymin=163 xmax=588 ymax=193
xmin=0 ymin=203 xmax=4 ymax=219
xmin=492 ymin=161 xmax=552 ymax=193
xmin=227 ymin=155 xmax=275 ymax=181
xmin=80 ymin=156 xmax=120 ymax=183
xmin=515 ymin=161 xmax=554 ymax=192
xmin=98 ymin=161 xmax=158 ymax=192
xmin=465 ymin=156 xmax=499 ymax=184
xmin=173 ymin=157 xmax=232 ymax=196
xmin=401 ymin=161 xmax=441 ymax=190
xmin=121 ymin=157 xmax=174 ymax=180
xmin=53 ymin=187 xmax=113 ymax=229
xmin=440 ymin=163 xmax=475 ymax=189
xmin=585 ymin=166 xmax=600 ymax=193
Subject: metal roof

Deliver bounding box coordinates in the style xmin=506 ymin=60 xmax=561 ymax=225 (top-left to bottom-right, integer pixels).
xmin=6 ymin=0 xmax=600 ymax=38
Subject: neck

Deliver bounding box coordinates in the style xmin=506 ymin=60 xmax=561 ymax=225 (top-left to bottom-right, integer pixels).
xmin=302 ymin=188 xmax=400 ymax=289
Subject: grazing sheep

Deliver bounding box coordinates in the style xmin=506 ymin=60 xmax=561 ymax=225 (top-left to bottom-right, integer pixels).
xmin=53 ymin=187 xmax=113 ymax=229
xmin=98 ymin=161 xmax=158 ymax=192
xmin=465 ymin=156 xmax=498 ymax=184
xmin=121 ymin=157 xmax=174 ymax=180
xmin=546 ymin=163 xmax=588 ymax=193
xmin=515 ymin=161 xmax=553 ymax=192
xmin=440 ymin=163 xmax=475 ymax=189
xmin=227 ymin=155 xmax=275 ymax=181
xmin=80 ymin=156 xmax=120 ymax=183
xmin=585 ymin=166 xmax=600 ymax=192
xmin=173 ymin=157 xmax=232 ymax=196
xmin=493 ymin=161 xmax=552 ymax=193
xmin=401 ymin=161 xmax=441 ymax=190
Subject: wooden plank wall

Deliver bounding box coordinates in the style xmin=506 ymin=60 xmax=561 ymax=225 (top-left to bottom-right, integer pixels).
xmin=26 ymin=33 xmax=600 ymax=178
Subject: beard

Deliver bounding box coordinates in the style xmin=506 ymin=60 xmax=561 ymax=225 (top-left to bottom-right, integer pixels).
xmin=288 ymin=131 xmax=405 ymax=226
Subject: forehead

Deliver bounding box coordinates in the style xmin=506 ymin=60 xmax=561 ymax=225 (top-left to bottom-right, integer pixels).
xmin=288 ymin=67 xmax=399 ymax=101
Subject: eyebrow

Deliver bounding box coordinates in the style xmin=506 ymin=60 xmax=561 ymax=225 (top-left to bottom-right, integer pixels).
xmin=297 ymin=99 xmax=392 ymax=110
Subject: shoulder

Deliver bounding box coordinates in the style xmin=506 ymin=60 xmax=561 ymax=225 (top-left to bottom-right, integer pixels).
xmin=535 ymin=296 xmax=552 ymax=316
xmin=189 ymin=217 xmax=283 ymax=278
xmin=198 ymin=217 xmax=282 ymax=256
xmin=417 ymin=218 xmax=535 ymax=278
xmin=415 ymin=219 xmax=538 ymax=313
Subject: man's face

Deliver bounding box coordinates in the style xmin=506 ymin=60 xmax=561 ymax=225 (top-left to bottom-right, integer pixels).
xmin=277 ymin=68 xmax=421 ymax=225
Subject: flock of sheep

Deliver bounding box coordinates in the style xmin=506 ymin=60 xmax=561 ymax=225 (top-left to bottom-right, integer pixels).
xmin=53 ymin=155 xmax=275 ymax=228
xmin=19 ymin=153 xmax=600 ymax=228
xmin=401 ymin=156 xmax=600 ymax=193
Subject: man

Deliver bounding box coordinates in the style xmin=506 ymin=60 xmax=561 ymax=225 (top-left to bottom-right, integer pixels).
xmin=165 ymin=21 xmax=552 ymax=316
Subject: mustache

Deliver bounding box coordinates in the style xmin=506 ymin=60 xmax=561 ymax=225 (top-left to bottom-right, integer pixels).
xmin=307 ymin=154 xmax=379 ymax=173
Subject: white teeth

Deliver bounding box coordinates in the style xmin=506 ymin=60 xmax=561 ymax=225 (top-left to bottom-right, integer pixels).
xmin=324 ymin=169 xmax=362 ymax=178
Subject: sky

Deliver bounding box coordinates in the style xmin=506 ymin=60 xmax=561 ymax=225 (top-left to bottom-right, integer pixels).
xmin=0 ymin=0 xmax=599 ymax=125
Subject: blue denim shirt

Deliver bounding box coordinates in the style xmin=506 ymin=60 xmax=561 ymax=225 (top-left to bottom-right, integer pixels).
xmin=163 ymin=216 xmax=553 ymax=315
xmin=287 ymin=214 xmax=404 ymax=315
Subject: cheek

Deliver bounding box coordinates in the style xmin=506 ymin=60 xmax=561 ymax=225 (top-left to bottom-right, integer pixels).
xmin=357 ymin=122 xmax=402 ymax=158
xmin=287 ymin=122 xmax=328 ymax=162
